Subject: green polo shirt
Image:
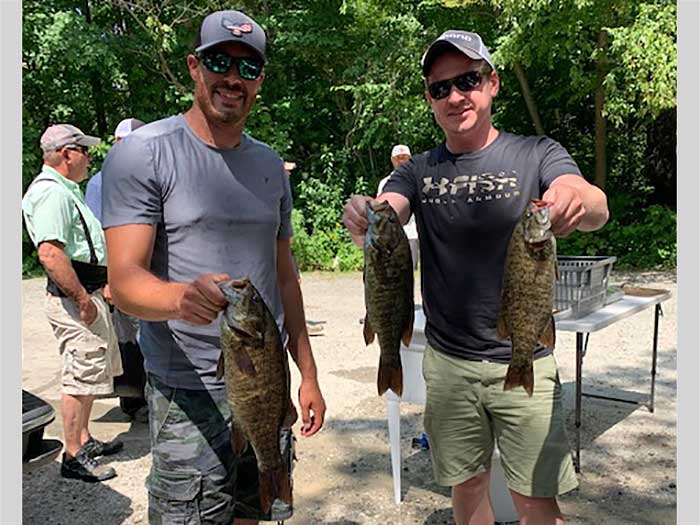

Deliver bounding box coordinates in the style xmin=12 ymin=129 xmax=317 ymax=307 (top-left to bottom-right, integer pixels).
xmin=22 ymin=166 xmax=107 ymax=266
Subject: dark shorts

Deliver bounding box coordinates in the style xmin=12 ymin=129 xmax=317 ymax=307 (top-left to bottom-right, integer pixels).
xmin=145 ymin=374 xmax=295 ymax=524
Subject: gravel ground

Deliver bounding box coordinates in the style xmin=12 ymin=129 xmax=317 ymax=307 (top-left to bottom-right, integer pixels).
xmin=22 ymin=270 xmax=677 ymax=524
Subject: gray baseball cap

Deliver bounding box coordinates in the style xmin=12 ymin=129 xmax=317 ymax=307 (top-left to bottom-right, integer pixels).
xmin=421 ymin=30 xmax=495 ymax=77
xmin=195 ymin=10 xmax=266 ymax=62
xmin=39 ymin=124 xmax=101 ymax=153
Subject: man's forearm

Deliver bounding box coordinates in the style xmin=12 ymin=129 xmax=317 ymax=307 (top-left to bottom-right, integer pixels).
xmin=279 ymin=277 xmax=318 ymax=381
xmin=38 ymin=246 xmax=90 ymax=305
xmin=109 ymin=264 xmax=187 ymax=321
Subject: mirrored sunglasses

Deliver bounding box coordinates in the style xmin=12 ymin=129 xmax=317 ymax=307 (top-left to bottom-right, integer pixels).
xmin=196 ymin=51 xmax=264 ymax=81
xmin=427 ymin=70 xmax=486 ymax=100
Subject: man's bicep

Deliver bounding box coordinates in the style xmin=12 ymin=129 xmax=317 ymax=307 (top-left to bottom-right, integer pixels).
xmin=377 ymin=192 xmax=412 ymax=225
xmin=105 ymin=224 xmax=156 ymax=272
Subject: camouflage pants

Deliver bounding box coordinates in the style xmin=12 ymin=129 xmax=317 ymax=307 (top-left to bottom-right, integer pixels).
xmin=145 ymin=374 xmax=295 ymax=524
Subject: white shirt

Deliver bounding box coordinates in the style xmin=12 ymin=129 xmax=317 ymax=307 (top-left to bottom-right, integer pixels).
xmin=377 ymin=174 xmax=418 ymax=240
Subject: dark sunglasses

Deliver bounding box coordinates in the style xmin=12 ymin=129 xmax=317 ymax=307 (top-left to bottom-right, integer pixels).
xmin=427 ymin=70 xmax=487 ymax=100
xmin=196 ymin=50 xmax=264 ymax=80
xmin=64 ymin=145 xmax=90 ymax=156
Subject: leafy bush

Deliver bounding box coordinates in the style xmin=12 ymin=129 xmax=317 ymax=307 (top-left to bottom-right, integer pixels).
xmin=290 ymin=208 xmax=364 ymax=272
xmin=558 ymin=205 xmax=676 ymax=270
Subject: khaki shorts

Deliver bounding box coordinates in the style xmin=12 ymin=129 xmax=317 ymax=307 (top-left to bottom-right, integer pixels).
xmin=45 ymin=290 xmax=122 ymax=396
xmin=422 ymin=345 xmax=578 ymax=497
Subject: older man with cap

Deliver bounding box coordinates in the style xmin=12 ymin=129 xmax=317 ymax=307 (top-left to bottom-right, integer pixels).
xmin=100 ymin=9 xmax=326 ymax=525
xmin=344 ymin=30 xmax=609 ymax=524
xmin=377 ymin=144 xmax=419 ymax=270
xmin=22 ymin=124 xmax=125 ymax=483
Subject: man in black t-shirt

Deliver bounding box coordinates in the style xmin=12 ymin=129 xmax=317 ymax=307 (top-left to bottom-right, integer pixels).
xmin=343 ymin=30 xmax=609 ymax=524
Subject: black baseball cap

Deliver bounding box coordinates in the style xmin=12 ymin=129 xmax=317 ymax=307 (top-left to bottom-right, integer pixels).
xmin=421 ymin=30 xmax=495 ymax=77
xmin=195 ymin=10 xmax=267 ymax=62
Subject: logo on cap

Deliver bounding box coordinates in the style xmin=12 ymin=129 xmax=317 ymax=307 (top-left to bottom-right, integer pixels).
xmin=222 ymin=18 xmax=252 ymax=37
xmin=445 ymin=32 xmax=473 ymax=42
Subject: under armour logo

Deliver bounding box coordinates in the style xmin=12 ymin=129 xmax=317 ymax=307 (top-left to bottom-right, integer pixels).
xmin=222 ymin=18 xmax=253 ymax=37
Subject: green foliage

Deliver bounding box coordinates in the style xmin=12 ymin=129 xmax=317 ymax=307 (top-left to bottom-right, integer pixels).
xmin=290 ymin=209 xmax=364 ymax=272
xmin=558 ymin=205 xmax=676 ymax=270
xmin=22 ymin=0 xmax=676 ymax=275
xmin=604 ymin=3 xmax=676 ymax=126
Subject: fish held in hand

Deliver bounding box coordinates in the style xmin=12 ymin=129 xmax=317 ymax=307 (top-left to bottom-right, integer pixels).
xmin=363 ymin=200 xmax=414 ymax=397
xmin=497 ymin=200 xmax=557 ymax=397
xmin=217 ymin=278 xmax=297 ymax=514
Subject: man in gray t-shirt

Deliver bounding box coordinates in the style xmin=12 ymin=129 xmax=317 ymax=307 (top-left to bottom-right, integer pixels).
xmin=101 ymin=9 xmax=325 ymax=525
xmin=344 ymin=30 xmax=609 ymax=524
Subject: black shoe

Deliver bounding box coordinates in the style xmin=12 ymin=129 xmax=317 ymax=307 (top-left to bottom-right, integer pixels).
xmin=60 ymin=450 xmax=116 ymax=482
xmin=120 ymin=396 xmax=147 ymax=418
xmin=82 ymin=435 xmax=124 ymax=458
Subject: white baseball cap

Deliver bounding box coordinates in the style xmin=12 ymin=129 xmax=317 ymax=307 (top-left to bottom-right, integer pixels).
xmin=391 ymin=144 xmax=411 ymax=158
xmin=114 ymin=118 xmax=146 ymax=139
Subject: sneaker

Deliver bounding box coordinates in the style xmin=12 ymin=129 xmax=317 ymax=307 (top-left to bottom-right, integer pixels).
xmin=120 ymin=396 xmax=147 ymax=418
xmin=82 ymin=435 xmax=124 ymax=459
xmin=411 ymin=432 xmax=430 ymax=450
xmin=60 ymin=450 xmax=116 ymax=482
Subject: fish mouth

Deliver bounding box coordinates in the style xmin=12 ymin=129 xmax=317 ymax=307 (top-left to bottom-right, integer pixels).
xmin=219 ymin=278 xmax=262 ymax=339
xmin=528 ymin=238 xmax=551 ymax=250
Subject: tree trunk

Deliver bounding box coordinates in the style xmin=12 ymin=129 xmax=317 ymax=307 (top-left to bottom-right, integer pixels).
xmin=512 ymin=62 xmax=544 ymax=135
xmin=83 ymin=0 xmax=108 ymax=135
xmin=594 ymin=30 xmax=608 ymax=189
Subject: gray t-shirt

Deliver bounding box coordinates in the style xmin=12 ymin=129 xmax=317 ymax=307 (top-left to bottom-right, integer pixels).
xmin=383 ymin=131 xmax=581 ymax=363
xmin=101 ymin=115 xmax=292 ymax=389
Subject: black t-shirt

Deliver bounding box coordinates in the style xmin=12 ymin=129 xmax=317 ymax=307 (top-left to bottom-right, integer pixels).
xmin=382 ymin=131 xmax=582 ymax=362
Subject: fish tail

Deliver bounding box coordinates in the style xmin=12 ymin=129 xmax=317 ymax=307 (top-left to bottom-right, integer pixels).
xmin=503 ymin=363 xmax=534 ymax=397
xmin=258 ymin=464 xmax=292 ymax=514
xmin=378 ymin=357 xmax=403 ymax=397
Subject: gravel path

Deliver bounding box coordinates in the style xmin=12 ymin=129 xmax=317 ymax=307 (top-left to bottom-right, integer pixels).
xmin=22 ymin=270 xmax=677 ymax=524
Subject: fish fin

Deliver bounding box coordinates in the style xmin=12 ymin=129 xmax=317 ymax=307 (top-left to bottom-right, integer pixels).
xmin=503 ymin=363 xmax=534 ymax=397
xmin=283 ymin=400 xmax=298 ymax=428
xmin=233 ymin=346 xmax=257 ymax=377
xmin=378 ymin=357 xmax=403 ymax=397
xmin=259 ymin=466 xmax=292 ymax=515
xmin=216 ymin=351 xmax=225 ymax=381
xmin=539 ymin=315 xmax=556 ymax=350
xmin=363 ymin=315 xmax=375 ymax=345
xmin=401 ymin=318 xmax=413 ymax=348
xmin=278 ymin=461 xmax=293 ymax=506
xmin=496 ymin=314 xmax=510 ymax=341
xmin=231 ymin=421 xmax=247 ymax=456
